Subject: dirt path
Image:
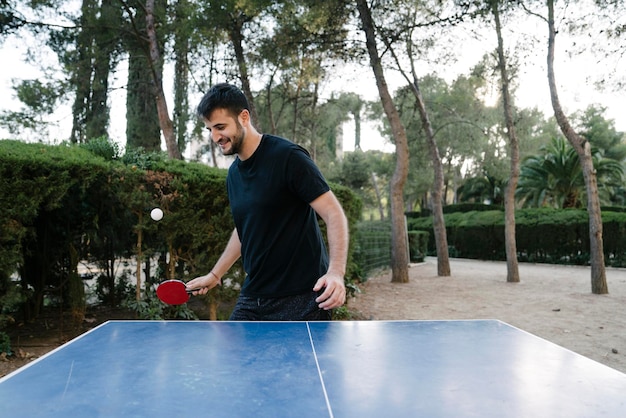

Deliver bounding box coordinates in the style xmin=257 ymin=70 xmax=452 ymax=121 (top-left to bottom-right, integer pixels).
xmin=348 ymin=258 xmax=626 ymax=374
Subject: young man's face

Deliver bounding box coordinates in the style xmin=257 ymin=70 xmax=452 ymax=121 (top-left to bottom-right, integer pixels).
xmin=204 ymin=108 xmax=246 ymax=156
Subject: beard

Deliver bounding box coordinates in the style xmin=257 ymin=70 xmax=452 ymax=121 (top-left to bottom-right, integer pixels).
xmin=219 ymin=121 xmax=245 ymax=156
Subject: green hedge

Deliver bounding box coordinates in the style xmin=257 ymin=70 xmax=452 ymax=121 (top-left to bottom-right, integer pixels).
xmin=408 ymin=207 xmax=626 ymax=267
xmin=406 ymin=203 xmax=502 ymax=219
xmin=408 ymin=230 xmax=429 ymax=262
xmin=0 ymin=140 xmax=361 ymax=323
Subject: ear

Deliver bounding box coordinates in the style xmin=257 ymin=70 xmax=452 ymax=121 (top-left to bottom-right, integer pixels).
xmin=238 ymin=109 xmax=251 ymax=126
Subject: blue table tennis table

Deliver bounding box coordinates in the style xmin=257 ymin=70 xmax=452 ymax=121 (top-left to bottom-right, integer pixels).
xmin=1 ymin=319 xmax=626 ymax=417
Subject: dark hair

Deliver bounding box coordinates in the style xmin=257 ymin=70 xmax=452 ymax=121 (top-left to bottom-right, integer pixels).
xmin=196 ymin=83 xmax=250 ymax=119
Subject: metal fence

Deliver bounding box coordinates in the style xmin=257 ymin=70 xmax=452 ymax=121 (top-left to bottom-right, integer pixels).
xmin=354 ymin=221 xmax=392 ymax=279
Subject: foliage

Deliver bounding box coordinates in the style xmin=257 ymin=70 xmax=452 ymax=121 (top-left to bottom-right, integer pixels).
xmin=0 ymin=277 xmax=24 ymax=346
xmin=0 ymin=140 xmax=362 ymax=323
xmin=0 ymin=140 xmax=110 ymax=317
xmin=79 ymin=136 xmax=121 ymax=161
xmin=408 ymin=207 xmax=626 ymax=267
xmin=3 ymin=0 xmax=624 ymax=300
xmin=444 ymin=203 xmax=503 ymax=214
xmin=0 ymin=79 xmax=66 ymax=140
xmin=0 ymin=331 xmax=11 ymax=356
xmin=407 ymin=230 xmax=429 ymax=262
xmin=332 ymin=305 xmax=360 ymax=320
xmin=337 ymin=151 xmax=371 ymax=189
xmin=329 ymin=150 xmax=394 ymax=220
xmin=517 ymin=136 xmax=624 ymax=208
xmin=457 ymin=171 xmax=505 ymax=205
xmin=578 ymin=105 xmax=626 ymax=161
xmin=123 ymin=293 xmax=198 ymax=321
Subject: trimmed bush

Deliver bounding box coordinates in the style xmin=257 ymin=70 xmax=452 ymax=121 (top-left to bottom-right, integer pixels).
xmin=0 ymin=140 xmax=362 ymax=321
xmin=408 ymin=207 xmax=626 ymax=267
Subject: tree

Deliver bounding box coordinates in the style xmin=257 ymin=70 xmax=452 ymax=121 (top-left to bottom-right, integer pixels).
xmin=578 ymin=105 xmax=626 ymax=162
xmin=0 ymin=79 xmax=64 ymax=140
xmin=517 ymin=137 xmax=586 ymax=208
xmin=382 ymin=9 xmax=451 ymax=277
xmin=196 ymin=0 xmax=274 ymax=129
xmin=545 ymin=0 xmax=607 ymax=294
xmin=64 ymin=0 xmax=122 ymax=143
xmin=391 ymin=73 xmax=494 ymax=210
xmin=68 ymin=0 xmax=98 ymax=144
xmin=578 ymin=105 xmax=626 ymax=204
xmin=0 ymin=0 xmax=25 ymax=36
xmin=254 ymin=0 xmax=352 ymax=160
xmin=356 ymin=0 xmax=410 ymax=283
xmin=337 ymin=92 xmax=364 ymax=150
xmin=123 ymin=0 xmax=161 ymax=151
xmin=490 ymin=0 xmax=520 ymax=283
xmin=145 ymin=0 xmax=182 ymax=159
xmin=517 ymin=135 xmax=624 ymax=209
xmin=457 ymin=170 xmax=505 ymax=205
xmin=172 ymin=0 xmax=192 ymax=155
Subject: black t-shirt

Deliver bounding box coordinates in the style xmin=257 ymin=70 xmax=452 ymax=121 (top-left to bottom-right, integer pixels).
xmin=227 ymin=134 xmax=330 ymax=297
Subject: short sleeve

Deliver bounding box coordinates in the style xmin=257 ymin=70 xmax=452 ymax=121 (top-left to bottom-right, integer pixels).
xmin=286 ymin=146 xmax=330 ymax=203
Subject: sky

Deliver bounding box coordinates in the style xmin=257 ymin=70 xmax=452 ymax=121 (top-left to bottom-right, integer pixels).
xmin=1 ymin=6 xmax=623 ymax=155
xmin=328 ymin=17 xmax=625 ymax=152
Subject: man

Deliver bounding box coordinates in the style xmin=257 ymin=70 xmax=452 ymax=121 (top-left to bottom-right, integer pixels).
xmin=186 ymin=83 xmax=348 ymax=320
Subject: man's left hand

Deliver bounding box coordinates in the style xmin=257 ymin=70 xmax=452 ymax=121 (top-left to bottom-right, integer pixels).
xmin=313 ymin=273 xmax=346 ymax=310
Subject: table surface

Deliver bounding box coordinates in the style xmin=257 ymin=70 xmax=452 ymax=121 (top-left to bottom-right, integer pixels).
xmin=2 ymin=319 xmax=626 ymax=417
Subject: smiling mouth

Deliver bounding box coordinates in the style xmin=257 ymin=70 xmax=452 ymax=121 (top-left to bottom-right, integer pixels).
xmin=217 ymin=138 xmax=233 ymax=154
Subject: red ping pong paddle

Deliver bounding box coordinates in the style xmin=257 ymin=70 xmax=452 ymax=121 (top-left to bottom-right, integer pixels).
xmin=156 ymin=280 xmax=199 ymax=305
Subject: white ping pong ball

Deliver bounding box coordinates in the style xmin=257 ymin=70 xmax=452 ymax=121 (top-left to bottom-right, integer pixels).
xmin=150 ymin=208 xmax=164 ymax=221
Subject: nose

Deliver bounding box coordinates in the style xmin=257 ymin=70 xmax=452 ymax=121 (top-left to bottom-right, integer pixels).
xmin=205 ymin=125 xmax=219 ymax=143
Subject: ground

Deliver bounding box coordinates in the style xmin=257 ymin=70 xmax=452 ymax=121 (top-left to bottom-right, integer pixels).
xmin=2 ymin=257 xmax=625 ymax=378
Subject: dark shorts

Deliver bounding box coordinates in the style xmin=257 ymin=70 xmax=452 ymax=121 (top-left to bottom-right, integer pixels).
xmin=229 ymin=290 xmax=332 ymax=321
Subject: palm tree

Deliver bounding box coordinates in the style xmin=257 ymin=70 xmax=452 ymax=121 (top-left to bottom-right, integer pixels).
xmin=517 ymin=137 xmax=624 ymax=208
xmin=457 ymin=171 xmax=505 ymax=206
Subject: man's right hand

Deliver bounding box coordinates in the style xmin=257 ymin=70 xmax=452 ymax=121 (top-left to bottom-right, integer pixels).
xmin=186 ymin=272 xmax=221 ymax=295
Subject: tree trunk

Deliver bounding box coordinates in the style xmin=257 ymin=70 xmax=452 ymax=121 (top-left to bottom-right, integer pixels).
xmin=136 ymin=211 xmax=143 ymax=301
xmin=371 ymin=172 xmax=385 ymax=221
xmin=265 ymin=74 xmax=277 ymax=133
xmin=146 ymin=0 xmax=183 ymax=160
xmin=492 ymin=1 xmax=520 ymax=283
xmin=167 ymin=241 xmax=176 ymax=279
xmin=125 ymin=3 xmax=160 ymax=151
xmin=209 ymin=294 xmax=218 ymax=320
xmin=353 ymin=108 xmax=362 ymax=150
xmin=68 ymin=243 xmax=86 ymax=326
xmin=173 ymin=0 xmax=190 ymax=155
xmin=70 ymin=0 xmax=96 ymax=144
xmin=407 ymin=75 xmax=450 ymax=277
xmin=85 ymin=0 xmax=119 ymax=141
xmin=356 ymin=0 xmax=409 ymax=283
xmin=291 ymin=82 xmax=301 ymax=142
xmin=377 ymin=12 xmax=450 ymax=276
xmin=228 ymin=21 xmax=260 ymax=129
xmin=547 ymin=0 xmax=607 ymax=294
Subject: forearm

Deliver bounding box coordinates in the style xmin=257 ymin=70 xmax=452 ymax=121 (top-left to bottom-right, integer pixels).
xmin=321 ymin=197 xmax=349 ymax=277
xmin=187 ymin=229 xmax=241 ymax=292
xmin=212 ymin=229 xmax=242 ymax=278
xmin=311 ymin=191 xmax=348 ymax=309
xmin=326 ymin=218 xmax=348 ymax=276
